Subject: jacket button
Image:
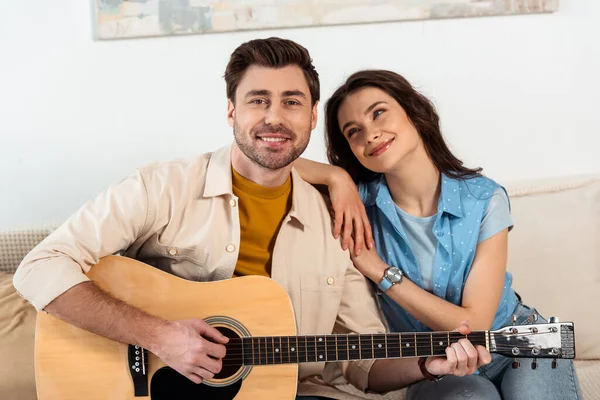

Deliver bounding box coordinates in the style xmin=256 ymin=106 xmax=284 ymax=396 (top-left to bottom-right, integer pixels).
xmin=230 ymin=199 xmax=237 ymax=207
xmin=168 ymin=247 xmax=178 ymax=256
xmin=226 ymin=244 xmax=236 ymax=253
xmin=436 ymin=231 xmax=444 ymax=237
xmin=326 ymin=277 xmax=335 ymax=285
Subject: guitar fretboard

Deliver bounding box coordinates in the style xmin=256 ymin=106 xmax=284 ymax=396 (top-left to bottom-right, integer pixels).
xmin=231 ymin=332 xmax=488 ymax=365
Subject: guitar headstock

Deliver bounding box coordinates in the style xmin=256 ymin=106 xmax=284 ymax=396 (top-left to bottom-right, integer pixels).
xmin=489 ymin=317 xmax=575 ymax=369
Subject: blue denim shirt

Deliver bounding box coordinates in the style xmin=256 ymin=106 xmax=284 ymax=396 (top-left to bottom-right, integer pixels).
xmin=358 ymin=174 xmax=518 ymax=332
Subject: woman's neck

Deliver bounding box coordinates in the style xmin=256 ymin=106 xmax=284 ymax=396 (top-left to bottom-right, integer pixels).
xmin=385 ymin=149 xmax=441 ymax=218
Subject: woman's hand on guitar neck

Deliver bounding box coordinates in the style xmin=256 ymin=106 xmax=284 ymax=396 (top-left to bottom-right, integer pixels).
xmin=151 ymin=318 xmax=229 ymax=384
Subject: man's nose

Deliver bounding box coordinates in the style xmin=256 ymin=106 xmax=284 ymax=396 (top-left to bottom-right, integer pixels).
xmin=265 ymin=103 xmax=284 ymax=126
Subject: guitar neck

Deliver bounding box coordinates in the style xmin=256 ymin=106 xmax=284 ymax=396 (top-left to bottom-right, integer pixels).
xmin=229 ymin=331 xmax=488 ymax=366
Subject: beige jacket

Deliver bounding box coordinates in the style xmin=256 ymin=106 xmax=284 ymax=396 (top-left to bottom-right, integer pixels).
xmin=13 ymin=145 xmax=399 ymax=399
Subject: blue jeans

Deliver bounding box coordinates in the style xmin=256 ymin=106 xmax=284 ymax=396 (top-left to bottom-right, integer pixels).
xmin=407 ymin=302 xmax=582 ymax=400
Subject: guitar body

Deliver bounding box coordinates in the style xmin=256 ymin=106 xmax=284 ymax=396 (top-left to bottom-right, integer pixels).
xmin=35 ymin=256 xmax=299 ymax=400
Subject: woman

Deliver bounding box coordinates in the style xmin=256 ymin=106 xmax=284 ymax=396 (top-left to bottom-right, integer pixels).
xmin=295 ymin=70 xmax=581 ymax=400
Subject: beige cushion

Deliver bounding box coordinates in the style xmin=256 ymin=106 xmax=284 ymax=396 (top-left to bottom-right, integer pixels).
xmin=506 ymin=175 xmax=600 ymax=360
xmin=0 ymin=228 xmax=55 ymax=273
xmin=0 ymin=271 xmax=37 ymax=399
xmin=574 ymin=360 xmax=600 ymax=400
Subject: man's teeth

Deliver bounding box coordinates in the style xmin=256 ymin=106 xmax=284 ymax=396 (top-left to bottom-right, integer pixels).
xmin=260 ymin=137 xmax=287 ymax=142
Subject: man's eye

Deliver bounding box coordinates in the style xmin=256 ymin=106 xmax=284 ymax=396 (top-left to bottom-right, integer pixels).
xmin=251 ymin=99 xmax=266 ymax=104
xmin=286 ymin=100 xmax=300 ymax=106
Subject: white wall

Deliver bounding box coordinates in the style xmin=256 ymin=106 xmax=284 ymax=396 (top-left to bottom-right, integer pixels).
xmin=1 ymin=0 xmax=599 ymax=229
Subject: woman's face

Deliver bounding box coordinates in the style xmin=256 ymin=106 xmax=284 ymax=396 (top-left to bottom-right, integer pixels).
xmin=337 ymin=87 xmax=422 ymax=174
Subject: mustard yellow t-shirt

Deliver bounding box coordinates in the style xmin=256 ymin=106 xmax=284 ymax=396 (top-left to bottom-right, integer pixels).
xmin=232 ymin=168 xmax=292 ymax=277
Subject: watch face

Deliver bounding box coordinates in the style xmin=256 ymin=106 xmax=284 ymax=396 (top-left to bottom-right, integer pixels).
xmin=385 ymin=267 xmax=402 ymax=283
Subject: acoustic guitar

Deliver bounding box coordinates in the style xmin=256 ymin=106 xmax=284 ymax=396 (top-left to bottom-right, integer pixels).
xmin=34 ymin=256 xmax=575 ymax=399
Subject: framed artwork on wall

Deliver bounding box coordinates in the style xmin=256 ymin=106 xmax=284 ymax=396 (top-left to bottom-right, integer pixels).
xmin=95 ymin=0 xmax=559 ymax=40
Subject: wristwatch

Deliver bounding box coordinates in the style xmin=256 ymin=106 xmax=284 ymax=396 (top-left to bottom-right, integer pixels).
xmin=377 ymin=266 xmax=403 ymax=293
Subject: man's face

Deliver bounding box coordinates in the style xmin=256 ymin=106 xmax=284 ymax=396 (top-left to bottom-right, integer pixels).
xmin=228 ymin=65 xmax=318 ymax=170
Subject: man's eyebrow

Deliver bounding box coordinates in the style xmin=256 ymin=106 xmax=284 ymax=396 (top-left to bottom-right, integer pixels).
xmin=244 ymin=89 xmax=271 ymax=98
xmin=341 ymin=101 xmax=388 ymax=133
xmin=282 ymin=90 xmax=306 ymax=98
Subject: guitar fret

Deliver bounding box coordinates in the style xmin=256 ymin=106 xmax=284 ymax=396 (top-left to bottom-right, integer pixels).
xmin=387 ymin=333 xmax=401 ymax=358
xmin=432 ymin=332 xmax=448 ymax=356
xmin=348 ymin=335 xmax=360 ymax=360
xmin=337 ymin=335 xmax=348 ymax=361
xmin=261 ymin=337 xmax=268 ymax=365
xmin=401 ymin=333 xmax=416 ymax=357
xmin=293 ymin=336 xmax=299 ymax=364
xmin=372 ymin=334 xmax=387 ymax=359
xmin=360 ymin=334 xmax=373 ymax=359
xmin=430 ymin=332 xmax=433 ymax=356
xmin=326 ymin=335 xmax=337 ymax=361
xmin=242 ymin=337 xmax=252 ymax=365
xmin=316 ymin=336 xmax=326 ymax=362
xmin=385 ymin=334 xmax=388 ymax=358
xmin=265 ymin=337 xmax=270 ymax=365
xmin=304 ymin=336 xmax=315 ymax=362
xmin=253 ymin=337 xmax=259 ymax=365
xmin=276 ymin=337 xmax=282 ymax=364
xmin=282 ymin=336 xmax=289 ymax=364
xmin=414 ymin=333 xmax=417 ymax=357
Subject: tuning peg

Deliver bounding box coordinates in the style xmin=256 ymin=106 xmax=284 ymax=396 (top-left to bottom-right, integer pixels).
xmin=548 ymin=316 xmax=559 ymax=323
xmin=528 ymin=313 xmax=538 ymax=323
xmin=531 ymin=359 xmax=538 ymax=369
xmin=512 ymin=359 xmax=520 ymax=369
xmin=552 ymin=359 xmax=558 ymax=369
xmin=512 ymin=315 xmax=517 ymax=325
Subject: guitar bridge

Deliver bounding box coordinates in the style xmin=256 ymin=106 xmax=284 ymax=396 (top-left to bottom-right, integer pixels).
xmin=128 ymin=344 xmax=149 ymax=396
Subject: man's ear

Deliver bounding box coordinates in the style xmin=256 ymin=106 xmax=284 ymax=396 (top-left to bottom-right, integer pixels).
xmin=310 ymin=101 xmax=319 ymax=130
xmin=227 ymin=99 xmax=235 ymax=128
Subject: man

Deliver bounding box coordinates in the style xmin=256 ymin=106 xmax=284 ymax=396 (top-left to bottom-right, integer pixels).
xmin=13 ymin=37 xmax=490 ymax=399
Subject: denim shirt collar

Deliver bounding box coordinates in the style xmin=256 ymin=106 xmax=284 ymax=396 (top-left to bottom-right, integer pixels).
xmin=365 ymin=173 xmax=464 ymax=219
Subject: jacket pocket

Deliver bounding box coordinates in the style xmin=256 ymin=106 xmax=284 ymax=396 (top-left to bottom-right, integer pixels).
xmin=140 ymin=233 xmax=208 ymax=280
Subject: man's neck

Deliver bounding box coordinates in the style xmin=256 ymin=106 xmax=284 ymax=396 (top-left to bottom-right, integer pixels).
xmin=230 ymin=143 xmax=292 ymax=187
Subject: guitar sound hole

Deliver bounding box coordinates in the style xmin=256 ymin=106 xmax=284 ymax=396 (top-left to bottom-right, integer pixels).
xmin=150 ymin=326 xmax=244 ymax=400
xmin=214 ymin=326 xmax=244 ymax=380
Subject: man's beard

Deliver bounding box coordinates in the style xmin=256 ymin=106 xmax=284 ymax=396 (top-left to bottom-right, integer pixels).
xmin=233 ymin=121 xmax=310 ymax=170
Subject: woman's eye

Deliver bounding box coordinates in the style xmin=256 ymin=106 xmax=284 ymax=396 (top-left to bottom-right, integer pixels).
xmin=373 ymin=109 xmax=384 ymax=119
xmin=347 ymin=128 xmax=359 ymax=137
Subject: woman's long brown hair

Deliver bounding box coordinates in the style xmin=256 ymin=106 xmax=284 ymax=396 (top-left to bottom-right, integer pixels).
xmin=325 ymin=70 xmax=482 ymax=183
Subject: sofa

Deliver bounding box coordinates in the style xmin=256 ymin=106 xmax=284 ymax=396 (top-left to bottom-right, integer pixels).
xmin=1 ymin=174 xmax=599 ymax=399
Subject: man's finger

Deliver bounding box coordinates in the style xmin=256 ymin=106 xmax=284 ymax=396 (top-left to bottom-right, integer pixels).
xmin=199 ymin=355 xmax=223 ymax=375
xmin=201 ymin=324 xmax=229 ymax=345
xmin=459 ymin=338 xmax=478 ymax=372
xmin=476 ymin=345 xmax=492 ymax=367
xmin=186 ymin=372 xmax=203 ymax=384
xmin=451 ymin=342 xmax=468 ymax=376
xmin=192 ymin=366 xmax=215 ymax=381
xmin=444 ymin=346 xmax=457 ymax=374
xmin=204 ymin=340 xmax=227 ymax=359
